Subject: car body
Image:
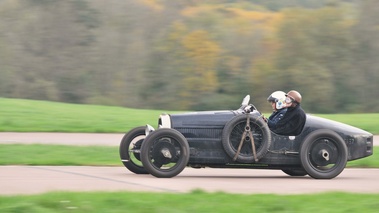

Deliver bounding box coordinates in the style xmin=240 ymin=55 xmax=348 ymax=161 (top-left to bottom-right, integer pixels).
xmin=119 ymin=95 xmax=373 ymax=179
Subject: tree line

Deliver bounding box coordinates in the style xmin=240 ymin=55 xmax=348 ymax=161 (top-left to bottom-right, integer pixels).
xmin=0 ymin=0 xmax=378 ymax=113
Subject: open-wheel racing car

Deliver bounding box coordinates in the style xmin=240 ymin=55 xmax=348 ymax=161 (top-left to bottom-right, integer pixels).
xmin=119 ymin=95 xmax=373 ymax=179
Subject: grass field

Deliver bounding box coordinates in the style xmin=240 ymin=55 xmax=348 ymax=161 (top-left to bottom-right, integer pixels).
xmin=0 ymin=144 xmax=118 ymax=166
xmin=0 ymin=98 xmax=166 ymax=133
xmin=1 ymin=191 xmax=379 ymax=213
xmin=0 ymin=97 xmax=378 ymax=134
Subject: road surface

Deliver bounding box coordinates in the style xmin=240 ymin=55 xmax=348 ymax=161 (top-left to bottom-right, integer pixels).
xmin=1 ymin=166 xmax=379 ymax=195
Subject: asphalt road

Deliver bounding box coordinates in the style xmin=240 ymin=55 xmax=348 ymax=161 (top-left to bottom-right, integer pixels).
xmin=0 ymin=132 xmax=125 ymax=146
xmin=0 ymin=133 xmax=377 ymax=195
xmin=1 ymin=166 xmax=379 ymax=195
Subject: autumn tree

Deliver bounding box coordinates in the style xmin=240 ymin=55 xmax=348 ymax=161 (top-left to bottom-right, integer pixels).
xmin=179 ymin=30 xmax=221 ymax=109
xmin=352 ymin=0 xmax=379 ymax=112
xmin=0 ymin=0 xmax=373 ymax=113
xmin=273 ymin=6 xmax=356 ymax=112
xmin=0 ymin=0 xmax=99 ymax=102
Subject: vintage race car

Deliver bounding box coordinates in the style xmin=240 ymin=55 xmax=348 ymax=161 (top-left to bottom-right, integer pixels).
xmin=119 ymin=95 xmax=373 ymax=179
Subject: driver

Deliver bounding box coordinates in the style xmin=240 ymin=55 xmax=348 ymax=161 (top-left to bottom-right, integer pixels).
xmin=265 ymin=91 xmax=287 ymax=131
xmin=267 ymin=90 xmax=306 ymax=135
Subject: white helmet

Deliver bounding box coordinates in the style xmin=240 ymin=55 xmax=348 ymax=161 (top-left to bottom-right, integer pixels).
xmin=267 ymin=91 xmax=286 ymax=109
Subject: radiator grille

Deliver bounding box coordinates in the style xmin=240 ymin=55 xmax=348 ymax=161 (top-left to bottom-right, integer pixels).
xmin=176 ymin=128 xmax=223 ymax=139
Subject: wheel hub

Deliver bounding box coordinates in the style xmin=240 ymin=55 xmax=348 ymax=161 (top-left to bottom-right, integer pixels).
xmin=152 ymin=140 xmax=177 ymax=165
xmin=321 ymin=149 xmax=329 ymax=161
xmin=310 ymin=139 xmax=337 ymax=166
xmin=130 ymin=139 xmax=143 ymax=161
xmin=161 ymin=148 xmax=172 ymax=159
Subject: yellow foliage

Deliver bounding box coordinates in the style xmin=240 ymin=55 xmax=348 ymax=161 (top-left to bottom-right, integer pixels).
xmin=140 ymin=0 xmax=163 ymax=12
xmin=181 ymin=30 xmax=221 ymax=94
xmin=181 ymin=5 xmax=223 ymax=17
xmin=226 ymin=8 xmax=283 ymax=34
xmin=168 ymin=22 xmax=187 ymax=42
xmin=181 ymin=5 xmax=282 ymax=37
xmin=223 ymin=56 xmax=242 ymax=75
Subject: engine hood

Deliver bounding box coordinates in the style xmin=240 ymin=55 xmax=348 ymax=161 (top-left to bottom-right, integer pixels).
xmin=169 ymin=110 xmax=236 ymax=128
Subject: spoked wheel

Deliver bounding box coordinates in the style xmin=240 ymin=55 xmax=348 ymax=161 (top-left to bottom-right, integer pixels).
xmin=222 ymin=114 xmax=271 ymax=163
xmin=119 ymin=126 xmax=148 ymax=174
xmin=140 ymin=128 xmax=190 ymax=178
xmin=300 ymin=129 xmax=348 ymax=179
xmin=282 ymin=168 xmax=308 ymax=177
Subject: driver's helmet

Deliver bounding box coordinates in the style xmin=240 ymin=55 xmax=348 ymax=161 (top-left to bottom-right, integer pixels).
xmin=267 ymin=91 xmax=286 ymax=109
xmin=286 ymin=90 xmax=302 ymax=104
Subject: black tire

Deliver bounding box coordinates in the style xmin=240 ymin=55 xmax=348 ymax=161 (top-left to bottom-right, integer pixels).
xmin=300 ymin=129 xmax=348 ymax=179
xmin=282 ymin=168 xmax=308 ymax=177
xmin=119 ymin=126 xmax=148 ymax=174
xmin=140 ymin=128 xmax=190 ymax=178
xmin=222 ymin=114 xmax=271 ymax=163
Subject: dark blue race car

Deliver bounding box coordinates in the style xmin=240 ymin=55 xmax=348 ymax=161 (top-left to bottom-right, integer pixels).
xmin=120 ymin=95 xmax=373 ymax=179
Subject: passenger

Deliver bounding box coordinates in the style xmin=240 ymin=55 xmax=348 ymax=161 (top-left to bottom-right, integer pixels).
xmin=265 ymin=91 xmax=287 ymax=131
xmin=269 ymin=90 xmax=306 ymax=135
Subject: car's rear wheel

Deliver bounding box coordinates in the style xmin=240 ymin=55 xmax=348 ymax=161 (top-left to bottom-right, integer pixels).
xmin=282 ymin=168 xmax=308 ymax=177
xmin=222 ymin=114 xmax=271 ymax=163
xmin=119 ymin=126 xmax=148 ymax=174
xmin=140 ymin=128 xmax=190 ymax=178
xmin=300 ymin=129 xmax=348 ymax=179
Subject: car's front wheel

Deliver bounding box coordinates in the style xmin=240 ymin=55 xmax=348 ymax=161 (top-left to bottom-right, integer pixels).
xmin=119 ymin=126 xmax=149 ymax=174
xmin=140 ymin=128 xmax=190 ymax=178
xmin=300 ymin=129 xmax=348 ymax=179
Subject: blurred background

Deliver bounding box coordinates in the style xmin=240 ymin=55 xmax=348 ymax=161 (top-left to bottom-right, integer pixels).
xmin=0 ymin=0 xmax=378 ymax=113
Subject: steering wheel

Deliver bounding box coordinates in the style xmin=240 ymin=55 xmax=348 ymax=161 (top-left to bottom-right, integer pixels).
xmin=238 ymin=95 xmax=259 ymax=114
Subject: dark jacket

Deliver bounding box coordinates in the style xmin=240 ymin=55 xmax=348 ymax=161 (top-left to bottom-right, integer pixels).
xmin=270 ymin=104 xmax=306 ymax=136
xmin=267 ymin=108 xmax=287 ymax=129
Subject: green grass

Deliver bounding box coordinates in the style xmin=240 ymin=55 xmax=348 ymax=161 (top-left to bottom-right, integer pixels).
xmin=0 ymin=191 xmax=379 ymax=213
xmin=0 ymin=98 xmax=378 ymax=134
xmin=317 ymin=113 xmax=379 ymax=135
xmin=0 ymin=98 xmax=167 ymax=133
xmin=0 ymin=144 xmax=119 ymax=166
xmin=0 ymin=144 xmax=376 ymax=168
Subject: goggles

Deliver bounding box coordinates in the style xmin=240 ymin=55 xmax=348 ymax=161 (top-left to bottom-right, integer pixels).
xmin=285 ymin=97 xmax=294 ymax=104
